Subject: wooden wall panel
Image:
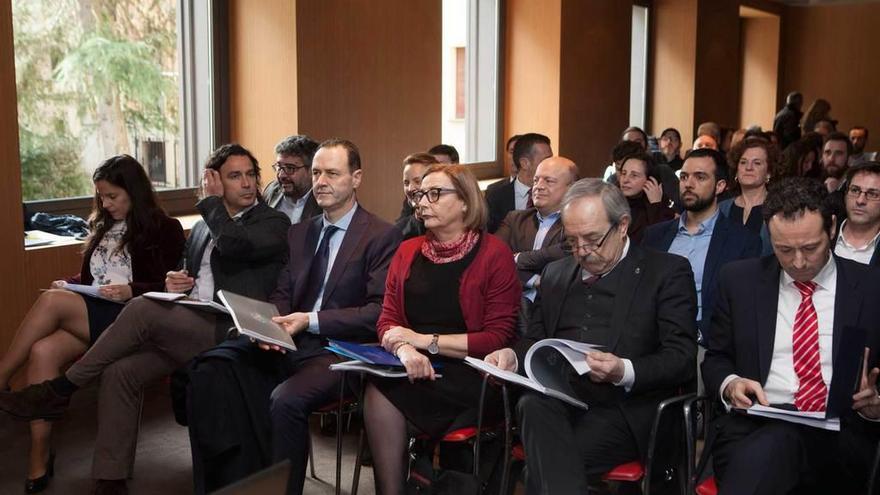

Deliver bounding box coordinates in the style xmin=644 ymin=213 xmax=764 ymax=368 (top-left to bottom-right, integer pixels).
xmin=739 ymin=15 xmax=780 ymax=131
xmin=296 ymin=0 xmax=442 ymax=222
xmin=503 ymin=0 xmax=561 ymax=174
xmin=649 ymin=0 xmax=697 ymax=146
xmin=559 ymin=0 xmax=632 ymax=178
xmin=228 ymin=0 xmax=298 ymax=178
xmin=0 ymin=1 xmax=29 ymax=352
xmin=693 ymin=0 xmax=741 ymax=133
xmin=781 ymin=3 xmax=880 ymax=138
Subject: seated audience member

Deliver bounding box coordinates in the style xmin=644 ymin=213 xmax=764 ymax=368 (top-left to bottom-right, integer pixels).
xmin=773 ymin=91 xmax=804 ymax=150
xmin=702 ymin=177 xmax=880 ymax=495
xmin=394 ymin=152 xmax=439 ymax=239
xmin=428 ymin=143 xmax=459 ymax=164
xmin=821 ymin=131 xmax=852 ymax=193
xmin=0 ymin=144 xmax=290 ymax=495
xmin=643 ymin=148 xmax=761 ymax=347
xmin=781 ymin=136 xmax=821 ymax=179
xmin=729 ymin=128 xmax=747 ymax=151
xmin=603 ymin=127 xmax=648 ymax=180
xmin=656 ymin=127 xmax=684 ymax=171
xmin=849 ymin=126 xmax=877 ymax=166
xmin=607 ymin=128 xmax=679 ymax=209
xmin=800 ymin=98 xmax=834 ymax=136
xmin=0 ymin=155 xmax=184 ymax=493
xmin=262 ymin=135 xmax=322 ymax=223
xmin=835 ymin=162 xmax=880 ymax=265
xmin=603 ymin=139 xmax=644 ymax=184
xmin=504 ymin=134 xmax=522 ymax=178
xmin=698 ymin=121 xmax=722 ymax=145
xmin=365 ymin=164 xmax=520 ymax=495
xmin=184 ymin=139 xmax=401 ymax=495
xmin=693 ymin=134 xmax=719 ymax=151
xmin=813 ymin=118 xmax=836 ymax=137
xmin=484 ymin=179 xmax=697 ymax=494
xmin=496 ymin=156 xmax=578 ymax=333
xmin=719 ymin=137 xmax=779 ymax=254
xmin=618 ymin=152 xmax=675 ymax=244
xmin=485 ymin=133 xmax=553 ymax=233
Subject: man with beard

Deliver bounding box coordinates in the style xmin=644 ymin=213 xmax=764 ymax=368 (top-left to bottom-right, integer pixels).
xmin=263 ymin=135 xmax=323 ymax=223
xmin=643 ymin=148 xmax=761 ymax=349
xmin=821 ymin=132 xmax=852 ymax=193
xmin=834 ymin=162 xmax=880 ymax=266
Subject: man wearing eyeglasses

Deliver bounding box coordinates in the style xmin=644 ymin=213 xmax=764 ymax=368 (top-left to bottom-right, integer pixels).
xmin=485 ymin=179 xmax=697 ymax=494
xmin=263 ymin=135 xmax=323 ymax=223
xmin=835 ymin=162 xmax=880 ymax=266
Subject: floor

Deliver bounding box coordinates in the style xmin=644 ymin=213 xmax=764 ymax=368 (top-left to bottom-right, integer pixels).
xmin=0 ymin=382 xmax=376 ymax=494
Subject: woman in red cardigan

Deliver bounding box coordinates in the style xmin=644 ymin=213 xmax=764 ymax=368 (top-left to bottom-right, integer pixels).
xmin=364 ymin=164 xmax=521 ymax=495
xmin=0 ymin=155 xmax=184 ymax=493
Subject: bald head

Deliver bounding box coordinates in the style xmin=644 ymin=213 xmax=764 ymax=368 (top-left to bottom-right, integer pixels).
xmin=532 ymin=156 xmax=579 ymax=215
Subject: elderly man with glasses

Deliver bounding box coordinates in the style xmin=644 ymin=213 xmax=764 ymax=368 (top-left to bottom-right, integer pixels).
xmin=263 ymin=135 xmax=323 ymax=223
xmin=485 ymin=178 xmax=698 ymax=494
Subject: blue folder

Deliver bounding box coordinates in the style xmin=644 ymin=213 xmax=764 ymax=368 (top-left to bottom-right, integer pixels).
xmin=325 ymin=340 xmax=442 ymax=369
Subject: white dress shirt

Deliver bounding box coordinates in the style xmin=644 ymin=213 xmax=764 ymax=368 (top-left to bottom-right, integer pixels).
xmin=276 ymin=190 xmax=313 ymax=224
xmin=513 ymin=178 xmax=531 ymax=210
xmin=720 ymin=256 xmax=836 ymax=405
xmin=834 ymin=219 xmax=880 ymax=265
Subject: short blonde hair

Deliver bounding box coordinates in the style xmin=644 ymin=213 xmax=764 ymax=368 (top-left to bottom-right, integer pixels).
xmin=422 ymin=164 xmax=488 ymax=231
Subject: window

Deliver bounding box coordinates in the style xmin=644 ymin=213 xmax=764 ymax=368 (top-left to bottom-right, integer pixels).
xmin=442 ymin=0 xmax=500 ymax=166
xmin=12 ymin=0 xmax=214 ymax=210
xmin=630 ymin=4 xmax=649 ymax=129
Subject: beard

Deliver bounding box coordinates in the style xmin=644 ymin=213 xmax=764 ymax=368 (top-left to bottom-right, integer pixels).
xmin=682 ymin=192 xmax=715 ymax=213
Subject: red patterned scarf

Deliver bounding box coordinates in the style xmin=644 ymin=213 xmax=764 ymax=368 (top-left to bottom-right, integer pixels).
xmin=421 ymin=230 xmax=480 ymax=264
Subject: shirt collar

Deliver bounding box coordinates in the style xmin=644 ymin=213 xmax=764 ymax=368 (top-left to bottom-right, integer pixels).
xmin=677 ymin=208 xmax=720 ymax=235
xmin=232 ymin=201 xmax=258 ymax=220
xmin=294 ymin=189 xmax=312 ymax=207
xmin=514 ymin=178 xmax=531 ymax=197
xmin=322 ymin=202 xmax=358 ymax=232
xmin=536 ymin=210 xmax=561 ymax=223
xmin=780 ymin=253 xmax=837 ymax=292
xmin=837 ymin=219 xmax=880 ymax=251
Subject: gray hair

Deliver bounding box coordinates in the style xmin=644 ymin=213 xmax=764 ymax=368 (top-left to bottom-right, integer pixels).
xmin=561 ymin=178 xmax=631 ymax=225
xmin=274 ymin=135 xmax=319 ymax=168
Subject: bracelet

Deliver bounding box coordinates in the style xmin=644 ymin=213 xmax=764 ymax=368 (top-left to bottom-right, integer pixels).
xmin=392 ymin=341 xmax=411 ymax=358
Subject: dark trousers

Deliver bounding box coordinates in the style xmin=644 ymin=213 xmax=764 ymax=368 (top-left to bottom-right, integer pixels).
xmin=517 ymin=392 xmax=639 ymax=495
xmin=270 ymin=352 xmax=346 ymax=495
xmin=710 ymin=413 xmax=877 ymax=495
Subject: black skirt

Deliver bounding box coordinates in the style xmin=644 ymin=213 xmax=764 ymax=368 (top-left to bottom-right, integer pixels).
xmin=81 ymin=294 xmax=125 ymax=344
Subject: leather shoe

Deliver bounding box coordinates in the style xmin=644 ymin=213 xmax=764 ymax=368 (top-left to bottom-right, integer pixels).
xmin=24 ymin=450 xmax=55 ymax=493
xmin=93 ymin=479 xmax=128 ymax=495
xmin=0 ymin=381 xmax=70 ymax=421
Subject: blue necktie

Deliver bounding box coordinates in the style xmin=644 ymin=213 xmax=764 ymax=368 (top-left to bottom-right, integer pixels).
xmin=301 ymin=225 xmax=339 ymax=310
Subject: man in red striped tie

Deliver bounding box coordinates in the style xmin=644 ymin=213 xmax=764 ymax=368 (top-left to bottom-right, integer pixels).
xmin=702 ymin=177 xmax=880 ymax=495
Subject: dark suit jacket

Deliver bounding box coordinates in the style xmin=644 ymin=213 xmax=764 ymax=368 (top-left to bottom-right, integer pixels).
xmin=513 ymin=245 xmax=698 ymax=457
xmin=262 ymin=180 xmax=322 ymax=223
xmin=187 ymin=198 xmax=291 ymax=340
xmin=495 ymin=208 xmax=566 ymax=285
xmin=269 ymin=205 xmax=402 ymax=361
xmin=485 ymin=177 xmax=516 ymax=233
xmin=702 ymin=255 xmax=880 ymax=423
xmin=642 ymin=211 xmax=762 ymax=342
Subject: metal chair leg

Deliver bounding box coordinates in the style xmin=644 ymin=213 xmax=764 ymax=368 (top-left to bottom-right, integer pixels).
xmin=307 ymin=433 xmax=319 ymax=480
xmin=334 ymin=371 xmax=346 ymax=495
xmin=351 ymin=427 xmax=366 ymax=495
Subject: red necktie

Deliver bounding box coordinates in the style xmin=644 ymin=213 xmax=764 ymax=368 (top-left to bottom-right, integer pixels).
xmin=526 ymin=188 xmax=534 ymax=209
xmin=792 ymin=281 xmax=827 ymax=412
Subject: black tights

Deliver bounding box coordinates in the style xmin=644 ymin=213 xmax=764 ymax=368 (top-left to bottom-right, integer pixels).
xmin=364 ymin=383 xmax=409 ymax=495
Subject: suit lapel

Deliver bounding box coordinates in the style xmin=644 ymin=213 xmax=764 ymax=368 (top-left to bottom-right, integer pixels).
xmin=608 ymin=247 xmax=644 ymax=352
xmin=321 ymin=208 xmax=367 ymax=303
xmin=702 ymin=217 xmax=729 ymax=298
xmin=545 ymin=258 xmax=580 ymax=337
xmin=186 ymin=222 xmax=212 ymax=273
xmin=542 ymin=217 xmax=564 ymax=248
xmin=659 ymin=220 xmax=678 ymax=251
xmin=832 ymin=258 xmax=862 ymax=362
xmin=521 ymin=211 xmax=539 ymax=251
xmin=755 ymin=257 xmax=781 ymax=383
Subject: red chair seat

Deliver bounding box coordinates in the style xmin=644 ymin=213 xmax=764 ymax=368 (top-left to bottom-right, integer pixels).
xmin=441 ymin=426 xmax=479 ymax=442
xmin=602 ymin=461 xmax=645 ymax=482
xmin=696 ymin=476 xmax=717 ymax=495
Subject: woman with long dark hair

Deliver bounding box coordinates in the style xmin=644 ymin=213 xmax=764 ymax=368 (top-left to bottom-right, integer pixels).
xmin=0 ymin=155 xmax=185 ymax=493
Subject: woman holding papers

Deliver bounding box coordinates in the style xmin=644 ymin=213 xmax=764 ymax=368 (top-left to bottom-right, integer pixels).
xmin=363 ymin=164 xmax=521 ymax=495
xmin=0 ymin=155 xmax=184 ymax=492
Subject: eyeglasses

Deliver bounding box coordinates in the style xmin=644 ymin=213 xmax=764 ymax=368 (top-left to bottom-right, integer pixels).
xmin=847 ymin=185 xmax=880 ymax=201
xmin=412 ymin=187 xmax=458 ymax=204
xmin=562 ymin=223 xmax=618 ymax=254
xmin=272 ymin=162 xmax=308 ymax=175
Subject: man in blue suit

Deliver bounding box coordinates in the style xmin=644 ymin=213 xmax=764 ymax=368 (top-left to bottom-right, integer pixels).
xmin=643 ymin=148 xmax=762 ymax=346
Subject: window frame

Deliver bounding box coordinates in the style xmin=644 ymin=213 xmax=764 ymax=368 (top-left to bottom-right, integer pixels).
xmin=18 ymin=0 xmax=228 ymax=218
